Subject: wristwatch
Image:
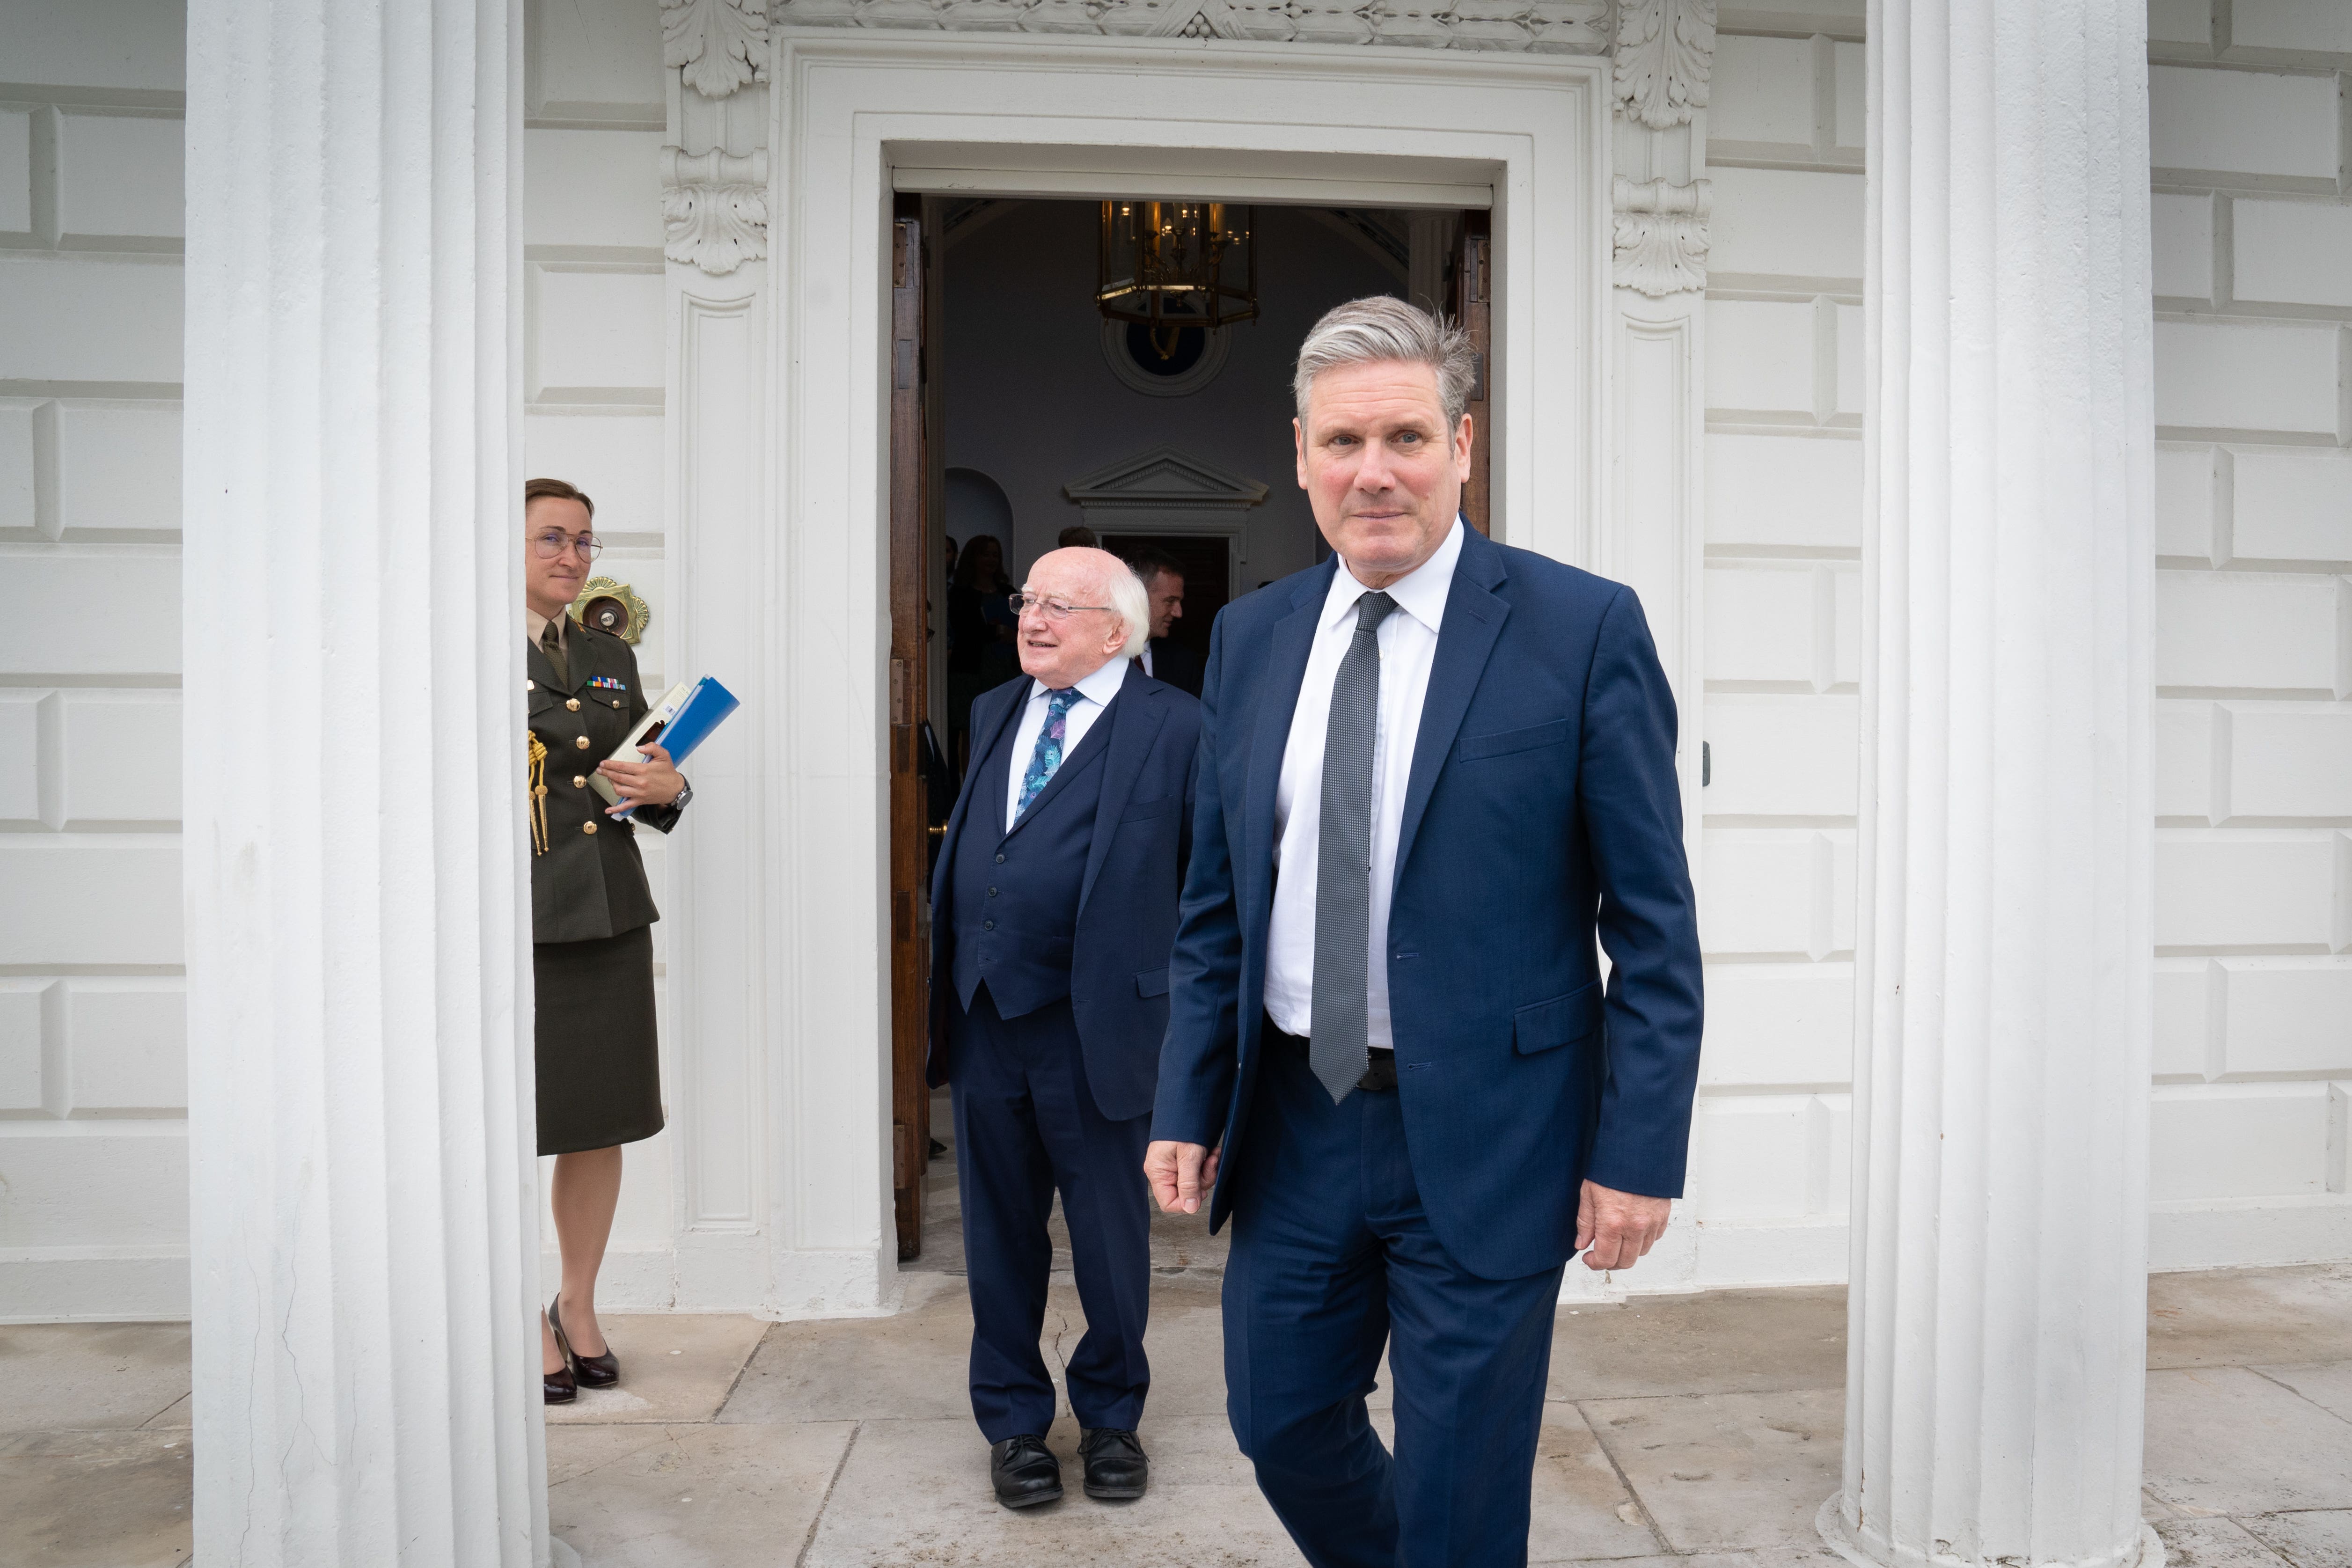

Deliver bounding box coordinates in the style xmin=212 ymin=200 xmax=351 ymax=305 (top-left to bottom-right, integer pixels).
xmin=673 ymin=778 xmax=693 ymax=811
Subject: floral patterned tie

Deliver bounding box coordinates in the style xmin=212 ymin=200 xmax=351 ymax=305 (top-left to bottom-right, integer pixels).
xmin=1014 ymin=688 xmax=1081 ymax=820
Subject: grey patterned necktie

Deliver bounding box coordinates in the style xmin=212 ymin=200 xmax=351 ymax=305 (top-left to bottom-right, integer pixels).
xmin=1309 ymin=590 xmax=1398 ymax=1102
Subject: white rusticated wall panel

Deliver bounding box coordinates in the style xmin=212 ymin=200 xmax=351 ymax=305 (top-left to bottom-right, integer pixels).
xmin=0 ymin=842 xmax=182 ymax=967
xmin=2154 ymin=321 xmax=2342 ymax=435
xmin=0 ymin=551 xmax=180 ymax=674
xmin=2234 ymin=200 xmax=2352 ymax=309
xmin=0 ymin=1129 xmax=191 ymax=1251
xmin=2147 ymin=65 xmax=2342 ymax=179
xmin=1706 ymin=564 xmax=1818 ymax=685
xmin=2234 ymin=451 xmax=2352 ymax=563
xmin=2225 ymin=704 xmax=2352 ymax=816
xmin=530 ymin=264 xmax=666 ymax=398
xmin=55 ymin=112 xmax=183 ymax=241
xmin=1706 ymin=300 xmax=1817 ymax=413
xmin=2155 ymin=571 xmax=2345 ymax=693
xmin=2219 ymin=959 xmax=2352 ymax=1077
xmin=0 ymin=258 xmax=183 ymax=384
xmin=2153 ymin=446 xmax=2215 ymax=557
xmin=0 ymin=693 xmax=38 ymax=823
xmin=2231 ymin=0 xmax=2352 ymax=52
xmin=0 ymin=110 xmax=32 ymax=234
xmin=0 ymin=402 xmax=35 ymax=528
xmin=0 ymin=981 xmax=44 ymax=1114
xmin=2151 ymin=1084 xmax=2334 ymax=1199
xmin=2150 ymin=192 xmax=2213 ymax=300
xmin=66 ymin=982 xmax=188 ymax=1115
xmin=1707 ymin=168 xmax=1864 ymax=280
xmin=528 ymin=0 xmax=667 ymax=121
xmin=59 ymin=693 xmax=182 ymax=823
xmin=2154 ymin=699 xmax=2215 ymax=818
xmin=1708 ymin=35 xmax=1816 ymax=146
xmin=1699 ymin=964 xmax=1854 ymax=1086
xmin=58 ymin=403 xmax=182 ymax=532
xmin=524 ymin=411 xmax=664 ymax=534
xmin=2153 ymin=959 xmax=2213 ymax=1078
xmin=524 ymin=129 xmax=664 ymax=249
xmin=2155 ymin=831 xmax=2341 ymax=950
xmin=1705 ymin=434 xmax=1861 ymax=548
xmin=0 ymin=1 xmax=188 ymax=90
xmin=1703 ymin=696 xmax=1861 ymax=816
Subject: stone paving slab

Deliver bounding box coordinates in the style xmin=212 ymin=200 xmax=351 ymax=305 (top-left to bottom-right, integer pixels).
xmin=2147 ymin=1263 xmax=2352 ymax=1369
xmin=0 ymin=1428 xmax=192 ymax=1568
xmin=2251 ymin=1358 xmax=2352 ymax=1423
xmin=1579 ymin=1386 xmax=1845 ymax=1553
xmin=0 ymin=1324 xmax=192 ymax=1436
xmin=2146 ymin=1519 xmax=2291 ymax=1568
xmin=546 ymin=1421 xmax=856 ymax=1568
xmin=2241 ymin=1509 xmax=2352 ymax=1564
xmin=546 ymin=1313 xmax=770 ymax=1427
xmin=2143 ymin=1364 xmax=2352 ymax=1516
xmin=1545 ymin=1288 xmax=1846 ymax=1402
xmin=800 ymin=1413 xmax=1300 ymax=1567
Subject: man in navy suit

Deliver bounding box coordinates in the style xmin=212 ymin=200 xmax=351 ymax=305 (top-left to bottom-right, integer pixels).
xmin=930 ymin=546 xmax=1201 ymax=1509
xmin=1145 ymin=298 xmax=1703 ymax=1567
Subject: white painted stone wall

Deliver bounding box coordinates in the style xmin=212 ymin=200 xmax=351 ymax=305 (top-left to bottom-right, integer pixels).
xmin=1692 ymin=0 xmax=2352 ymax=1281
xmin=0 ymin=0 xmax=194 ymax=1321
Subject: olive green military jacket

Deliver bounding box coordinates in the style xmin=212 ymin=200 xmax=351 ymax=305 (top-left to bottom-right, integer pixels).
xmin=527 ymin=622 xmax=683 ymax=945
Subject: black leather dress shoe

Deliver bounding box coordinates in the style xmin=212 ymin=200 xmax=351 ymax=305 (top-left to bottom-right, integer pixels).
xmin=543 ymin=1360 xmax=576 ymax=1404
xmin=989 ymin=1434 xmax=1063 ymax=1509
xmin=549 ymin=1295 xmax=618 ymax=1389
xmin=1079 ymin=1428 xmax=1148 ymax=1500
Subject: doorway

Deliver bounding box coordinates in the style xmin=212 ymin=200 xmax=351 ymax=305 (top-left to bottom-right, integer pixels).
xmin=886 ymin=193 xmax=1493 ymax=1256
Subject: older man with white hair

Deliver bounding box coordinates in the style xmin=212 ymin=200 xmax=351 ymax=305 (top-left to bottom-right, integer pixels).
xmin=926 ymin=546 xmax=1202 ymax=1509
xmin=1147 ymin=299 xmax=1703 ymax=1566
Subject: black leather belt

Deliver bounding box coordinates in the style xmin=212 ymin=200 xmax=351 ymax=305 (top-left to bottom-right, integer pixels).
xmin=1266 ymin=1016 xmax=1397 ymax=1092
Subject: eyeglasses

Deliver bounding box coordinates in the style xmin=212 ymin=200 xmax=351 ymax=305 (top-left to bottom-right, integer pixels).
xmin=531 ymin=529 xmax=603 ymax=561
xmin=1008 ymin=592 xmax=1111 ymax=622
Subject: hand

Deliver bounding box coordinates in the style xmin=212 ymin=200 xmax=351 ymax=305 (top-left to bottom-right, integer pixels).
xmin=1575 ymin=1180 xmax=1671 ymax=1272
xmin=598 ymin=740 xmax=684 ymax=813
xmin=1144 ymin=1141 xmax=1221 ymax=1215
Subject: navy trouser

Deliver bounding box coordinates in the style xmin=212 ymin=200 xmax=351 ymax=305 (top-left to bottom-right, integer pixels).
xmin=949 ymin=987 xmax=1153 ymax=1443
xmin=1224 ymin=1034 xmax=1566 ymax=1568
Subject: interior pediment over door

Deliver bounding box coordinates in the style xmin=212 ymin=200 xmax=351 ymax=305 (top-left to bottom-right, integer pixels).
xmin=1062 ymin=444 xmax=1272 ymax=516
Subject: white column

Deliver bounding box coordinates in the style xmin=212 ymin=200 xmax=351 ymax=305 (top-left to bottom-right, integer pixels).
xmin=1820 ymin=4 xmax=2159 ymax=1568
xmin=181 ymin=2 xmax=546 ymax=1564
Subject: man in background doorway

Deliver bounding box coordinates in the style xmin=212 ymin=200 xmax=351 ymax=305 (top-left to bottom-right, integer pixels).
xmin=928 ymin=547 xmax=1202 ymax=1510
xmin=1059 ymin=524 xmax=1100 ymax=549
xmin=1129 ymin=549 xmax=1205 ymax=698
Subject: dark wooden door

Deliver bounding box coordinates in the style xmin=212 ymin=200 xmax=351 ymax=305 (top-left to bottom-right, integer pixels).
xmin=1455 ymin=212 xmax=1492 ymax=536
xmin=888 ymin=196 xmax=934 ymax=1260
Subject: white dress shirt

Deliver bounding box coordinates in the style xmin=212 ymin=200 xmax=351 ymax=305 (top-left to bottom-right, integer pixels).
xmin=1139 ymin=642 xmax=1155 ymax=679
xmin=1263 ymin=519 xmax=1465 ymax=1051
xmin=1002 ymin=654 xmax=1131 ymax=832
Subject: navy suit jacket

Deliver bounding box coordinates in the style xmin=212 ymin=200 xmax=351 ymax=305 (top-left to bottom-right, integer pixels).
xmin=1150 ymin=526 xmax=1703 ymax=1280
xmin=929 ymin=668 xmax=1201 ymax=1122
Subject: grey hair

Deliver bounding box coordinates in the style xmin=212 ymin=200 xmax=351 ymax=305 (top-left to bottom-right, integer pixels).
xmin=1292 ymin=296 xmax=1478 ymax=428
xmin=1100 ymin=557 xmax=1152 ymax=659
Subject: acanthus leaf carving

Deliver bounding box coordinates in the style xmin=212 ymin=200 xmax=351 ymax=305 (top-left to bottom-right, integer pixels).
xmin=1612 ymin=0 xmax=1715 ymax=128
xmin=1611 ymin=176 xmax=1711 ymax=295
xmin=661 ymin=148 xmax=770 ymax=275
xmin=663 ymin=0 xmax=771 ymax=100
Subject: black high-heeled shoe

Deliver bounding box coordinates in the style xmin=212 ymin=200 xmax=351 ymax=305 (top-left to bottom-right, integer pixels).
xmin=549 ymin=1294 xmax=619 ymax=1389
xmin=544 ymin=1357 xmax=577 ymax=1404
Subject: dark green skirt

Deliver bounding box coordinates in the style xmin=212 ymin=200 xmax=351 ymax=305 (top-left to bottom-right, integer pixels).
xmin=534 ymin=924 xmax=664 ymax=1157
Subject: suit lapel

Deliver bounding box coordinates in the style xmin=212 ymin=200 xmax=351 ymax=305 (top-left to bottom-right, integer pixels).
xmin=1243 ymin=563 xmax=1335 ymax=894
xmin=1391 ymin=530 xmax=1510 ymax=891
xmin=526 ymin=631 xmax=561 ymax=692
xmin=930 ymin=680 xmax=1027 ymax=909
xmin=1078 ymin=679 xmax=1168 ymax=915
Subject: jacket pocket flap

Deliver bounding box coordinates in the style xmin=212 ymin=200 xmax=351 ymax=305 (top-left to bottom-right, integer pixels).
xmin=1513 ymin=982 xmax=1601 ymax=1055
xmin=1121 ymin=797 xmax=1176 ymax=822
xmin=1136 ymin=967 xmax=1171 ymax=998
xmin=1459 ymin=717 xmax=1573 ymax=762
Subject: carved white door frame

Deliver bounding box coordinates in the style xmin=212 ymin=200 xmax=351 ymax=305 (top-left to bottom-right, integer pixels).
xmin=653 ymin=5 xmax=1718 ymax=1316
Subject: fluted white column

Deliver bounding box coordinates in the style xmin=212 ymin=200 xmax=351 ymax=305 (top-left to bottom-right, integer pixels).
xmin=181 ymin=2 xmax=545 ymax=1564
xmin=1821 ymin=4 xmax=2159 ymax=1568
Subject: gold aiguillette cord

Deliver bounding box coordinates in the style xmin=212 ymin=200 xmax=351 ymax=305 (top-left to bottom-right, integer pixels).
xmin=527 ymin=733 xmax=550 ymax=855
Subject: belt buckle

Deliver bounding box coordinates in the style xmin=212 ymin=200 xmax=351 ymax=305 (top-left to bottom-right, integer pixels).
xmin=1356 ymin=1054 xmax=1398 ymax=1092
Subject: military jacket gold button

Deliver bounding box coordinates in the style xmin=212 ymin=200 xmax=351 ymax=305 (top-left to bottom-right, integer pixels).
xmin=566 ymin=697 xmax=581 ymax=711
xmin=525 ymin=679 xmax=536 ymax=691
xmin=575 ymin=735 xmax=591 ymax=749
xmin=582 ymin=821 xmax=598 ymax=835
xmin=573 ymin=775 xmax=586 ymax=788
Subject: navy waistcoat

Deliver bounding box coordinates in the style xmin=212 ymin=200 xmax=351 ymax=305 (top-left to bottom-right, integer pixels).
xmin=949 ymin=696 xmax=1114 ymax=1020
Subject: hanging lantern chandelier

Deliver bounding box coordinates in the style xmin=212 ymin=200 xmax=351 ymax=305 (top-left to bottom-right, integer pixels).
xmin=1096 ymin=200 xmax=1258 ymax=360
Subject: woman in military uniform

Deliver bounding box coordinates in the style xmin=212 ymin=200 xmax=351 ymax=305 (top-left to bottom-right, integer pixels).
xmin=523 ymin=477 xmax=689 ymax=1404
